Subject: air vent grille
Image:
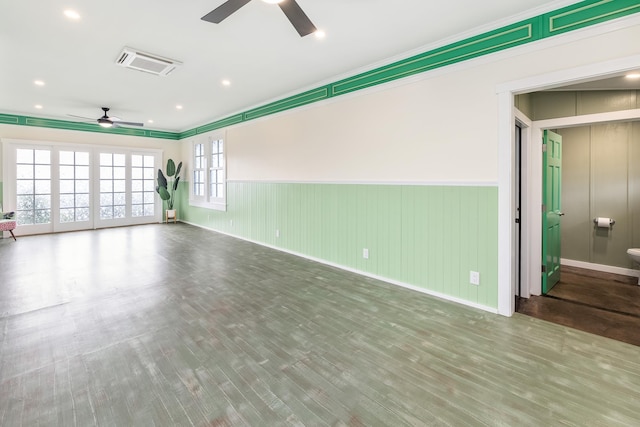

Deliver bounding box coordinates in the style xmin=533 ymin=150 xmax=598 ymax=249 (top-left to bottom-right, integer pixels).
xmin=115 ymin=48 xmax=181 ymax=76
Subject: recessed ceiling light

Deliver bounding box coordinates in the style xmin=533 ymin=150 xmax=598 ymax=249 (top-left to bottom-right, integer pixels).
xmin=314 ymin=30 xmax=326 ymax=39
xmin=626 ymin=73 xmax=640 ymax=79
xmin=148 ymin=119 xmax=154 ymax=124
xmin=35 ymin=105 xmax=43 ymax=109
xmin=262 ymin=0 xmax=284 ymax=4
xmin=34 ymin=80 xmax=45 ymax=86
xmin=176 ymin=105 xmax=183 ymax=110
xmin=64 ymin=10 xmax=81 ymax=20
xmin=222 ymin=79 xmax=231 ymax=86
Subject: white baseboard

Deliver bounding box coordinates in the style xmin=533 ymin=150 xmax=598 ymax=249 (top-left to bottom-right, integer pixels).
xmin=180 ymin=220 xmax=499 ymax=315
xmin=561 ymin=258 xmax=639 ymax=278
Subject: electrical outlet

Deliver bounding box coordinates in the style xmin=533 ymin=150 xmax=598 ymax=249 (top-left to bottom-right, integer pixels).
xmin=276 ymin=229 xmax=280 ymax=238
xmin=363 ymin=248 xmax=369 ymax=259
xmin=470 ymin=271 xmax=480 ymax=285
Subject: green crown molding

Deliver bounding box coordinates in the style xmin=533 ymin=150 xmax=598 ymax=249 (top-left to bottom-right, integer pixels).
xmin=544 ymin=0 xmax=640 ymax=35
xmin=2 ymin=1 xmax=638 ymax=141
xmin=0 ymin=113 xmax=180 ymax=140
xmin=179 ymin=0 xmax=640 ymax=139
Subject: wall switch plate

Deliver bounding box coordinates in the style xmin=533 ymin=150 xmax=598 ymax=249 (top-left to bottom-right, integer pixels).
xmin=363 ymin=248 xmax=369 ymax=259
xmin=470 ymin=271 xmax=480 ymax=285
xmin=276 ymin=229 xmax=280 ymax=238
xmin=230 ymin=219 xmax=233 ymax=227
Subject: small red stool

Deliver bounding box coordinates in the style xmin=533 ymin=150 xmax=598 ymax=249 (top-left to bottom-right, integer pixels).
xmin=0 ymin=220 xmax=17 ymax=241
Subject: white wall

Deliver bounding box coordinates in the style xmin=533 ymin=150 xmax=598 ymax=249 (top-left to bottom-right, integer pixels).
xmin=226 ymin=74 xmax=496 ymax=183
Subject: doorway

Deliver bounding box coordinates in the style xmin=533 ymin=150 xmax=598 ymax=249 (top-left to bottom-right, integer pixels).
xmin=496 ymin=54 xmax=640 ymax=317
xmin=510 ymin=96 xmax=640 ymax=344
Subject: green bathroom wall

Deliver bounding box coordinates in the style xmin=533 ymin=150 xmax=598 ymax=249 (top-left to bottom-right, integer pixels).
xmin=178 ymin=181 xmax=499 ymax=309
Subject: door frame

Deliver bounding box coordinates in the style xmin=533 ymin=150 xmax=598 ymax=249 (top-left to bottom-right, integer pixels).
xmin=497 ymin=53 xmax=640 ymax=316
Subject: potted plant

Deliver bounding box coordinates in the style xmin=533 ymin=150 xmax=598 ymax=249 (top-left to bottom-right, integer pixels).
xmin=156 ymin=158 xmax=182 ymax=223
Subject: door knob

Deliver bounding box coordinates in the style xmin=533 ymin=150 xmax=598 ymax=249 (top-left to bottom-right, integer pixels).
xmin=558 ymin=212 xmax=565 ymax=216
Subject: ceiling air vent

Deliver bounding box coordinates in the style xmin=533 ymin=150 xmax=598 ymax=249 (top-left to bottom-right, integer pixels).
xmin=115 ymin=48 xmax=181 ymax=76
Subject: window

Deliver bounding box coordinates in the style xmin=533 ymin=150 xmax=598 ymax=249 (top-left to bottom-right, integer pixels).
xmin=209 ymin=139 xmax=224 ymax=199
xmin=190 ymin=133 xmax=226 ymax=210
xmin=193 ymin=142 xmax=205 ymax=197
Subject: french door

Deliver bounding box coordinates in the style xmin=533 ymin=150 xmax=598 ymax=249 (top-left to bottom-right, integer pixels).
xmin=57 ymin=149 xmax=92 ymax=232
xmin=3 ymin=139 xmax=162 ymax=236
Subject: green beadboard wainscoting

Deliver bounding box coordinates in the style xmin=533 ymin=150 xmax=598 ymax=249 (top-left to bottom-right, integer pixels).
xmin=178 ymin=181 xmax=499 ymax=310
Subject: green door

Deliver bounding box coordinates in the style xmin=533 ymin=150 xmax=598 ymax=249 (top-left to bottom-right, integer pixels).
xmin=542 ymin=130 xmax=562 ymax=293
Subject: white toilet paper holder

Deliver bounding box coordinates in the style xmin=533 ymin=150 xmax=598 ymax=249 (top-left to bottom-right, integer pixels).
xmin=593 ymin=218 xmax=615 ymax=226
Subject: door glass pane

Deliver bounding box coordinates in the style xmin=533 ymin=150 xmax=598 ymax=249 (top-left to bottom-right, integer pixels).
xmin=59 ymin=151 xmax=90 ymax=223
xmin=16 ymin=148 xmax=51 ymax=225
xmin=16 ymin=180 xmax=34 ymax=195
xmin=100 ymin=153 xmax=126 ymax=220
xmin=131 ymin=154 xmax=155 ymax=217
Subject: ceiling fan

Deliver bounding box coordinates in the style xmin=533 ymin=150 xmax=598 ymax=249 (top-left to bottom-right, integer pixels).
xmin=68 ymin=107 xmax=144 ymax=128
xmin=202 ymin=0 xmax=317 ymax=37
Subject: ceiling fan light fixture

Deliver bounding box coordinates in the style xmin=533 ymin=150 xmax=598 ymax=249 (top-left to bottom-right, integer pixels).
xmin=98 ymin=119 xmax=113 ymax=128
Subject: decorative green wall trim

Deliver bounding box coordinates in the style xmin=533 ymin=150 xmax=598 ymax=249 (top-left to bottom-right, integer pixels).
xmin=0 ymin=115 xmax=20 ymax=125
xmin=2 ymin=1 xmax=638 ymax=140
xmin=0 ymin=113 xmax=180 ymax=140
xmin=177 ymin=88 xmax=331 ymax=138
xmin=178 ymin=0 xmax=639 ymax=138
xmin=332 ymin=21 xmax=537 ymax=97
xmin=244 ymin=87 xmax=330 ymax=120
xmin=178 ymin=181 xmax=499 ymax=309
xmin=193 ymin=114 xmax=244 ymax=136
xmin=544 ymin=0 xmax=640 ymax=36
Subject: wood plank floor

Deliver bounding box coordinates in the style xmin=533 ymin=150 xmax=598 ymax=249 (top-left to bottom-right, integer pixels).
xmin=518 ymin=266 xmax=640 ymax=346
xmin=2 ymin=224 xmax=640 ymax=426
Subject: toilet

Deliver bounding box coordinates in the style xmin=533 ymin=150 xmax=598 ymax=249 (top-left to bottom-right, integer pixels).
xmin=628 ymin=248 xmax=640 ymax=285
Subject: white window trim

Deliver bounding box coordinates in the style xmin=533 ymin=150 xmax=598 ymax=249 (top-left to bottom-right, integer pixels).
xmin=189 ymin=131 xmax=226 ymax=211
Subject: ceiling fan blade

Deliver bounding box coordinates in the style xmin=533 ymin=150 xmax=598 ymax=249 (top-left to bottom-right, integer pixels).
xmin=278 ymin=0 xmax=317 ymax=37
xmin=113 ymin=121 xmax=144 ymax=127
xmin=202 ymin=0 xmax=252 ymax=23
xmin=67 ymin=114 xmax=96 ymax=121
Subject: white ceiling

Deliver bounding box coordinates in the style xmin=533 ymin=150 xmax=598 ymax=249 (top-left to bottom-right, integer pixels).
xmin=1 ymin=0 xmax=600 ymax=133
